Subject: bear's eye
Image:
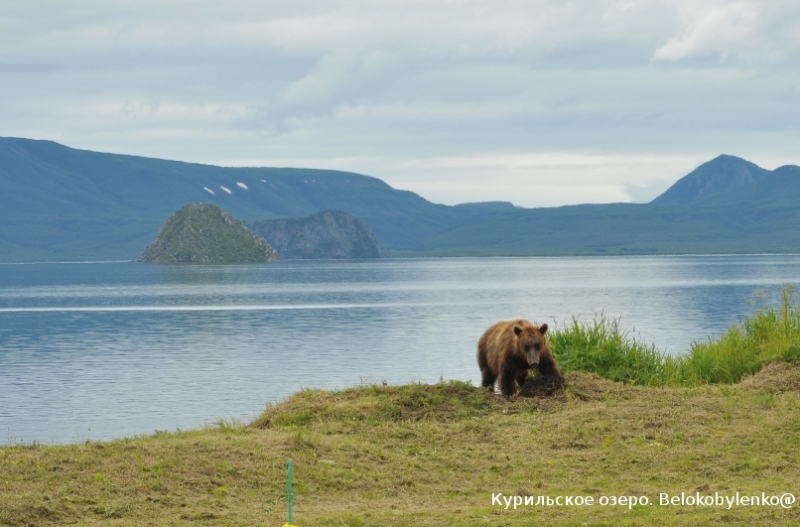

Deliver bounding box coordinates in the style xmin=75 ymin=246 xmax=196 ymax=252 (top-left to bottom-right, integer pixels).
xmin=524 ymin=345 xmax=531 ymax=352
xmin=533 ymin=343 xmax=541 ymax=351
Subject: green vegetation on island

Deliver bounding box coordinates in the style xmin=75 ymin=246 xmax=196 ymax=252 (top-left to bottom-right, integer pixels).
xmin=3 ymin=289 xmax=800 ymax=526
xmin=137 ymin=203 xmax=278 ymax=264
xmin=248 ymin=210 xmax=383 ymax=259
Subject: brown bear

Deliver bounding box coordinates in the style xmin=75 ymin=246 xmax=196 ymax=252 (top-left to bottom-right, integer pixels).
xmin=477 ymin=319 xmax=563 ymax=396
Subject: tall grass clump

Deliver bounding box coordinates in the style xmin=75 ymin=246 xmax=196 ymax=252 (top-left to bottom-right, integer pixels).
xmin=550 ymin=286 xmax=800 ymax=386
xmin=549 ymin=315 xmax=675 ymax=386
xmin=678 ymin=285 xmax=800 ymax=385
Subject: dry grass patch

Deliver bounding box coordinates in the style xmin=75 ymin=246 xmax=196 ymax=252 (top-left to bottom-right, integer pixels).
xmin=742 ymin=360 xmax=800 ymax=392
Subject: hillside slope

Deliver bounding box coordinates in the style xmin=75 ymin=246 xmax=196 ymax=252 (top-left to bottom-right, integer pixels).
xmin=407 ymin=197 xmax=800 ymax=256
xmin=651 ymin=154 xmax=771 ymax=204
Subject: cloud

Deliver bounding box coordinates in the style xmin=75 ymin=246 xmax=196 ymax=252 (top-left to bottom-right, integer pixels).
xmin=653 ymin=1 xmax=800 ymax=62
xmin=234 ymin=152 xmax=699 ymax=207
xmin=0 ymin=0 xmax=798 ymax=207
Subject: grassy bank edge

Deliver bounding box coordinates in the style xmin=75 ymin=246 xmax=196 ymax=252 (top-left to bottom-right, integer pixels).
xmin=551 ymin=285 xmax=800 ymax=386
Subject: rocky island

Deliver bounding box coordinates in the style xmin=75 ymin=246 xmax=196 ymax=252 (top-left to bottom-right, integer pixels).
xmin=248 ymin=210 xmax=383 ymax=259
xmin=137 ymin=203 xmax=279 ymax=263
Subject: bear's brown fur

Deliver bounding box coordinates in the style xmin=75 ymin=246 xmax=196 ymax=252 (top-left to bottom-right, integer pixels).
xmin=477 ymin=319 xmax=563 ymax=396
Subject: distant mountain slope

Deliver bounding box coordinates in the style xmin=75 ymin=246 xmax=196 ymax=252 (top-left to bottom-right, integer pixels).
xmin=651 ymin=155 xmax=770 ymax=204
xmin=0 ymin=136 xmax=461 ymax=260
xmin=248 ymin=210 xmax=382 ymax=260
xmin=138 ymin=203 xmax=279 ymax=264
xmin=403 ymin=200 xmax=800 ymax=256
xmin=1 ymin=136 xmax=799 ymax=261
xmin=404 ymin=161 xmax=800 ymax=256
xmin=703 ymin=164 xmax=800 ymax=208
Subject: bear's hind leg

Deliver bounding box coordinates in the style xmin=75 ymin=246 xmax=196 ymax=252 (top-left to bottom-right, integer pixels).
xmin=478 ymin=346 xmax=496 ymax=389
xmin=480 ymin=368 xmax=497 ymax=389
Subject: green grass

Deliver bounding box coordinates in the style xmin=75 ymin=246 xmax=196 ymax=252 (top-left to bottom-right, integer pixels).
xmin=550 ymin=285 xmax=800 ymax=386
xmin=680 ymin=287 xmax=800 ymax=384
xmin=3 ymin=372 xmax=800 ymax=526
xmin=550 ymin=315 xmax=670 ymax=385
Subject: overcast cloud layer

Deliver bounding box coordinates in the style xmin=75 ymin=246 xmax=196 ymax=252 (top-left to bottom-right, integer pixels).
xmin=2 ymin=0 xmax=799 ymax=206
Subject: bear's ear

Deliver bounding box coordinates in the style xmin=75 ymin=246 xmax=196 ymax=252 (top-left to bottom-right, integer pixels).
xmin=513 ymin=325 xmax=523 ymax=336
xmin=539 ymin=323 xmax=548 ymax=335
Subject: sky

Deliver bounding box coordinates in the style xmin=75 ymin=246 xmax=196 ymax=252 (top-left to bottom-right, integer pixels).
xmin=1 ymin=0 xmax=799 ymax=207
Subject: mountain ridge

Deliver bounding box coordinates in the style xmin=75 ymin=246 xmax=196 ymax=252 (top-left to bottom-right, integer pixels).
xmin=1 ymin=136 xmax=799 ymax=261
xmin=651 ymin=154 xmax=771 ymax=204
xmin=0 ymin=136 xmax=456 ymax=259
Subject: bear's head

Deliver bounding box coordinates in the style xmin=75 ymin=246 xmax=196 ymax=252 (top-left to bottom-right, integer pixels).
xmin=513 ymin=323 xmax=549 ymax=367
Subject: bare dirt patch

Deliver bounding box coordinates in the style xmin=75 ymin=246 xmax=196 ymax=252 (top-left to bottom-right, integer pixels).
xmin=518 ymin=372 xmax=565 ymax=397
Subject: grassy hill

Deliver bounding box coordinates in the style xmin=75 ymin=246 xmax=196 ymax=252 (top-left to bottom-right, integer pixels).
xmin=1 ymin=137 xmax=799 ymax=261
xmin=2 ymin=368 xmax=798 ymax=526
xmin=138 ymin=203 xmax=279 ymax=264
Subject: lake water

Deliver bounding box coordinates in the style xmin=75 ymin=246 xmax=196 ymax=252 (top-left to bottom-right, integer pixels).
xmin=2 ymin=255 xmax=800 ymax=444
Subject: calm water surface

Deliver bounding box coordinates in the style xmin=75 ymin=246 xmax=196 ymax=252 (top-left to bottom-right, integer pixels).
xmin=2 ymin=255 xmax=799 ymax=444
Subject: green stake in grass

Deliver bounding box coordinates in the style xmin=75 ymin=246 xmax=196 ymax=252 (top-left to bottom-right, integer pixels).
xmin=283 ymin=459 xmax=298 ymax=527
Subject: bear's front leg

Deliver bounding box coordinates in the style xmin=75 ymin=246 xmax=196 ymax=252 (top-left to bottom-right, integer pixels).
xmin=499 ymin=367 xmax=518 ymax=396
xmin=536 ymin=351 xmax=564 ymax=380
xmin=515 ymin=371 xmax=528 ymax=391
